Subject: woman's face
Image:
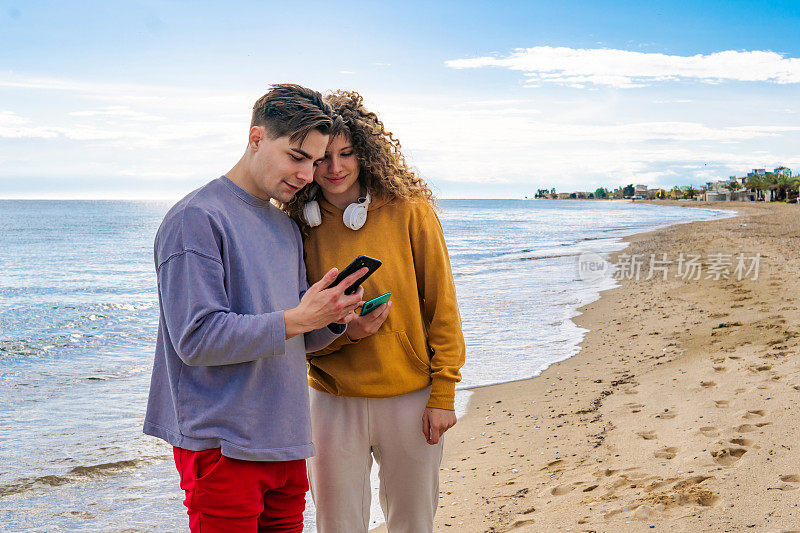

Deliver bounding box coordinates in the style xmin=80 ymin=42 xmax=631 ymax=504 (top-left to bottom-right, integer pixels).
xmin=313 ymin=134 xmax=360 ymax=198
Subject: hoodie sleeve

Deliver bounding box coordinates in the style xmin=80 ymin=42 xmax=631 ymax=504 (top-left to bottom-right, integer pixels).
xmin=294 ymin=224 xmax=346 ymax=353
xmin=410 ymin=203 xmax=466 ymax=410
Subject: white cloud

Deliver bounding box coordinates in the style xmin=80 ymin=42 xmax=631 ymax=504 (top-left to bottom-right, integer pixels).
xmin=1 ymin=73 xmax=798 ymax=197
xmin=68 ymin=106 xmax=166 ymax=122
xmin=0 ymin=110 xmax=59 ymax=138
xmin=446 ymin=47 xmax=800 ymax=88
xmin=370 ymin=95 xmax=800 ymax=192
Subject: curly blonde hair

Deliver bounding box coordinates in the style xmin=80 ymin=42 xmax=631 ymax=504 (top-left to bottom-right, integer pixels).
xmin=280 ymin=90 xmax=436 ymax=231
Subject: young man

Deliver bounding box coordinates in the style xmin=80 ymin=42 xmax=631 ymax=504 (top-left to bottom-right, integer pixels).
xmin=143 ymin=84 xmax=366 ymax=532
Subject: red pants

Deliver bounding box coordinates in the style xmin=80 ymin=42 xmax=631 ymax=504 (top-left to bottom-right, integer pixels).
xmin=173 ymin=447 xmax=308 ymax=532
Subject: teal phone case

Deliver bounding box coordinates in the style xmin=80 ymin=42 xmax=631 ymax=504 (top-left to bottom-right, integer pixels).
xmin=360 ymin=292 xmax=391 ymax=316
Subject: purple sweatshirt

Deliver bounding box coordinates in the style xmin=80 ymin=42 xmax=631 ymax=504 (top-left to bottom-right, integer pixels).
xmin=143 ymin=176 xmax=343 ymax=461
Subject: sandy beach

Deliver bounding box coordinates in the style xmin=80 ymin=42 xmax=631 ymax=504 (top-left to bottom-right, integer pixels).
xmin=433 ymin=201 xmax=800 ymax=532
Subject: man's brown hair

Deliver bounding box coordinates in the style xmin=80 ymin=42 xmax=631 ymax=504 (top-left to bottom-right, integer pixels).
xmin=251 ymin=83 xmax=337 ymax=144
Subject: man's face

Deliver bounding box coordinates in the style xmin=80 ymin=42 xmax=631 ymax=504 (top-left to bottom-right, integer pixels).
xmin=248 ymin=127 xmax=328 ymax=203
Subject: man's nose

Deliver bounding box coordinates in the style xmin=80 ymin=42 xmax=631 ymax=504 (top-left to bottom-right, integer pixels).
xmin=297 ymin=164 xmax=315 ymax=183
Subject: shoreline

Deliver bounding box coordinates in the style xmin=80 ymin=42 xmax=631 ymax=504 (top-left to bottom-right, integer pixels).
xmin=448 ymin=203 xmax=735 ymax=403
xmin=434 ymin=200 xmax=799 ymax=531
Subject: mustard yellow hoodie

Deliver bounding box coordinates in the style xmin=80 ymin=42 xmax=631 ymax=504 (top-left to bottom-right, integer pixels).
xmin=302 ymin=193 xmax=465 ymax=410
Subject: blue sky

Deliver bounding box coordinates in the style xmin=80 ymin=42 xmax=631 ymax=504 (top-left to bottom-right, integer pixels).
xmin=1 ymin=0 xmax=799 ymax=198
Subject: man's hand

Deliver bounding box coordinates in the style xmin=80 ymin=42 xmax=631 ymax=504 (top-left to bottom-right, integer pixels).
xmin=345 ymin=301 xmax=391 ymax=340
xmin=422 ymin=407 xmax=457 ymax=445
xmin=284 ymin=267 xmax=366 ymax=338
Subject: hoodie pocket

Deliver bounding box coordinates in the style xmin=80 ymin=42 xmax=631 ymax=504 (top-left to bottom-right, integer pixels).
xmin=397 ymin=331 xmax=430 ymax=373
xmin=312 ymin=330 xmax=430 ymax=395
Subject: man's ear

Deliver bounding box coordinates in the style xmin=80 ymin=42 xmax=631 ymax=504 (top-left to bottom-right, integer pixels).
xmin=249 ymin=126 xmax=264 ymax=151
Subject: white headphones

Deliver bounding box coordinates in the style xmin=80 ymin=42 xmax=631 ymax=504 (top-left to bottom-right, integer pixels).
xmin=303 ymin=184 xmax=371 ymax=230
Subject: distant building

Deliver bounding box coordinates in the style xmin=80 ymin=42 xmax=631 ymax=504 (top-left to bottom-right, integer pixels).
xmin=704 ymin=191 xmax=727 ymax=201
xmin=634 ymin=184 xmax=648 ymax=196
xmin=774 ymin=167 xmax=792 ymax=177
xmin=747 ymin=169 xmax=766 ymax=178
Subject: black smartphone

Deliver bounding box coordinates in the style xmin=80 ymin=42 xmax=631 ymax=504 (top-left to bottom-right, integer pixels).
xmin=330 ymin=255 xmax=382 ymax=295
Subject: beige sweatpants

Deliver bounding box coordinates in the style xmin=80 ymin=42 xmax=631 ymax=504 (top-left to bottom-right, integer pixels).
xmin=308 ymin=386 xmax=444 ymax=533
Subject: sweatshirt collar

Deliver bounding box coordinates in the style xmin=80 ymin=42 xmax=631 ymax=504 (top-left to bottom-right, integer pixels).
xmin=218 ymin=175 xmax=272 ymax=209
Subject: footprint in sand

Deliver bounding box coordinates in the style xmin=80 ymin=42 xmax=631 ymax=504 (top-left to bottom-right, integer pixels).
xmin=654 ymin=447 xmax=678 ymax=460
xmin=735 ymin=424 xmax=757 ymax=432
xmin=508 ymin=516 xmax=536 ymax=529
xmin=593 ymin=468 xmax=618 ymax=478
xmin=625 ymin=403 xmax=645 ymax=413
xmin=743 ymin=409 xmax=766 ymax=420
xmin=701 ymin=381 xmax=717 ymax=388
xmin=711 ymin=447 xmax=747 ymax=466
xmin=729 ymin=438 xmax=756 ymax=447
xmin=715 ymin=400 xmax=730 ymax=408
xmin=699 ymin=426 xmax=720 ymax=437
xmin=540 ymin=459 xmax=564 ymax=471
xmin=637 ymin=430 xmax=658 ymax=440
xmin=673 ymin=475 xmax=714 ymax=490
xmin=642 ymin=476 xmax=719 ymax=508
xmin=713 ymin=365 xmax=728 ymax=372
xmin=780 ymin=475 xmax=800 ymax=482
xmin=549 ymin=483 xmax=576 ymax=496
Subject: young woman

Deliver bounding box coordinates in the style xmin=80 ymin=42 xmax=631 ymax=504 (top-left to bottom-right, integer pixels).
xmin=282 ymin=91 xmax=465 ymax=532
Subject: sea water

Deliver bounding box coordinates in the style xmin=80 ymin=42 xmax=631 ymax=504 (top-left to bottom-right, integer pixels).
xmin=0 ymin=199 xmax=731 ymax=531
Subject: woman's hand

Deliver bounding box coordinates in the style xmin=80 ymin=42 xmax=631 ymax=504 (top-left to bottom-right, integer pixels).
xmin=422 ymin=407 xmax=457 ymax=445
xmin=345 ymin=301 xmax=391 ymax=340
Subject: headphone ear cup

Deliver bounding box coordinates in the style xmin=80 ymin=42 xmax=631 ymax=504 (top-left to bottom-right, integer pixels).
xmin=303 ymin=200 xmax=322 ymax=227
xmin=342 ymin=203 xmax=368 ymax=230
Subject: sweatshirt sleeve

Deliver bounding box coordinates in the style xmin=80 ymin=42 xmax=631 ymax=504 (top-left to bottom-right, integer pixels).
xmin=303 ymin=307 xmax=346 ymax=352
xmin=157 ymin=249 xmax=286 ymax=366
xmin=307 ymin=330 xmax=359 ymax=358
xmin=410 ymin=204 xmax=466 ymax=410
xmin=295 ymin=226 xmax=346 ymax=353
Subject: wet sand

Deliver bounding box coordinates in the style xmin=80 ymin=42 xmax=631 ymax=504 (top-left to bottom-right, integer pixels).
xmin=434 ymin=201 xmax=800 ymax=532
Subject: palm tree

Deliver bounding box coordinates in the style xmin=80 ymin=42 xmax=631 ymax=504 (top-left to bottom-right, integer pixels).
xmin=684 ymin=185 xmax=697 ymax=199
xmin=763 ymin=172 xmax=778 ymax=201
xmin=789 ymin=176 xmax=800 ymax=202
xmin=745 ymin=175 xmax=764 ymax=200
xmin=774 ymin=173 xmax=792 ymax=201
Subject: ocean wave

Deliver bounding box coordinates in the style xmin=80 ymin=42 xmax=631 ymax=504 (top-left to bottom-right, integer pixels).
xmin=0 ymin=458 xmax=158 ymax=497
